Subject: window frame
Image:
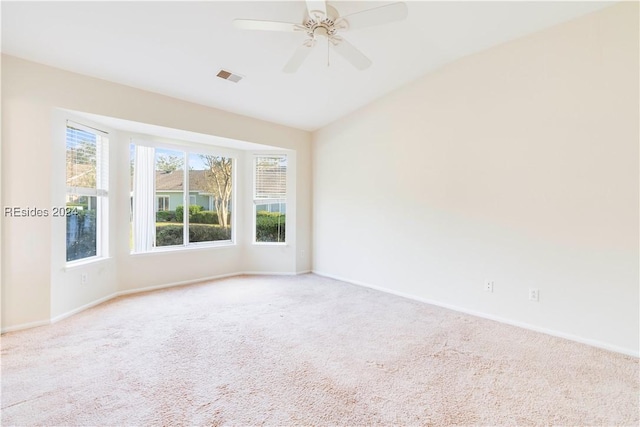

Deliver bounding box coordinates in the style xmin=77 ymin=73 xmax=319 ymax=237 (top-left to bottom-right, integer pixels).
xmin=65 ymin=121 xmax=109 ymax=266
xmin=130 ymin=139 xmax=236 ymax=253
xmin=252 ymin=154 xmax=287 ymax=245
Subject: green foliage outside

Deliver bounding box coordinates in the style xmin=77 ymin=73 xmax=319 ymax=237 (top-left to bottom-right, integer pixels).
xmin=256 ymin=211 xmax=286 ymax=243
xmin=191 ymin=211 xmax=219 ymax=224
xmin=189 ymin=224 xmax=231 ymax=242
xmin=154 ymin=208 xmax=284 ymax=245
xmin=156 ymin=154 xmax=183 ymax=172
xmin=175 ymin=205 xmax=203 ymax=222
xmin=156 ymin=210 xmax=176 ymax=222
xmin=156 ymin=204 xmax=232 ymax=246
xmin=159 ymin=205 xmax=230 ymax=225
xmin=156 ymin=223 xmax=231 ymax=246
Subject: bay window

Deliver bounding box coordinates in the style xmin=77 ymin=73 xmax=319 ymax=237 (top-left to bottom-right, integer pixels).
xmin=131 ymin=142 xmax=234 ymax=252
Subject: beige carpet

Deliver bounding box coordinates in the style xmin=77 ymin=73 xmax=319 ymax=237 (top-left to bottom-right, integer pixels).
xmin=1 ymin=274 xmax=638 ymax=426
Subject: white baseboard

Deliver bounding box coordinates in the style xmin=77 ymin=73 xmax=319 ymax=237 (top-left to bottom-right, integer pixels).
xmin=313 ymin=270 xmax=639 ymax=358
xmin=1 ymin=271 xmax=302 ymax=334
xmin=50 ymin=292 xmax=119 ymax=324
xmin=241 ymin=271 xmax=298 ymax=276
xmin=1 ymin=319 xmax=51 ymax=334
xmin=9 ymin=269 xmax=636 ymax=358
xmin=117 ymin=272 xmax=240 ymax=297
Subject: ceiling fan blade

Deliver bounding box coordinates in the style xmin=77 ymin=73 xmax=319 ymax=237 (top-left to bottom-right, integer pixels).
xmin=342 ymin=2 xmax=408 ymax=30
xmin=305 ymin=0 xmax=327 ymax=20
xmin=330 ymin=37 xmax=371 ymax=70
xmin=283 ymin=42 xmax=315 ymax=73
xmin=233 ymin=19 xmax=300 ymax=32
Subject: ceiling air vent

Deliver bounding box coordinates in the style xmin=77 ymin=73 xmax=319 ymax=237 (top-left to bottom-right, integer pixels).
xmin=216 ymin=69 xmax=243 ymax=83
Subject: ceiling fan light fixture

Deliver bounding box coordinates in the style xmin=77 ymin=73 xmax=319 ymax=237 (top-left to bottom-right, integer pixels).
xmin=233 ymin=1 xmax=408 ymax=73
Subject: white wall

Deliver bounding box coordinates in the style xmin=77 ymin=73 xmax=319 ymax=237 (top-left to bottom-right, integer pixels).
xmin=313 ymin=3 xmax=639 ymax=355
xmin=1 ymin=55 xmax=311 ymax=330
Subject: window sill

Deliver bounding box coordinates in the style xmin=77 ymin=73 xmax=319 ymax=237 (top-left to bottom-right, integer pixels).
xmin=65 ymin=256 xmax=112 ymax=271
xmin=130 ymin=241 xmax=236 ymax=257
xmin=252 ymin=242 xmax=288 ymax=246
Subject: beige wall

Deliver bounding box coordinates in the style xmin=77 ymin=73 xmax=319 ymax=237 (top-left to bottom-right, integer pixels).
xmin=1 ymin=55 xmax=312 ymax=330
xmin=313 ymin=3 xmax=639 ymax=355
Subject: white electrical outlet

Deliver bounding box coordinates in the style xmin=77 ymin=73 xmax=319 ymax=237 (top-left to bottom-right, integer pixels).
xmin=529 ymin=288 xmax=539 ymax=301
xmin=484 ymin=280 xmax=494 ymax=293
xmin=81 ymin=273 xmax=88 ymax=285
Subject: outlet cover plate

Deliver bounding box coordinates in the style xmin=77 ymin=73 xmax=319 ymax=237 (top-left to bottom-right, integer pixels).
xmin=484 ymin=280 xmax=494 ymax=293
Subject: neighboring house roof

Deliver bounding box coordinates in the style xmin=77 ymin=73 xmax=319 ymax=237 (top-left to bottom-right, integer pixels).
xmin=137 ymin=168 xmax=283 ymax=195
xmin=155 ymin=170 xmax=213 ymax=193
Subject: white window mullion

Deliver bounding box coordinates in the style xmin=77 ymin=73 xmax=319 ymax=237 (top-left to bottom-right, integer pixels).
xmin=65 ymin=187 xmax=98 ymax=197
xmin=183 ymin=151 xmax=189 ymax=246
xmin=97 ymin=136 xmax=108 ymax=258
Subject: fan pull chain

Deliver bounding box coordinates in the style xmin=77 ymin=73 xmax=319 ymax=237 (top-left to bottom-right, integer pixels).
xmin=327 ymin=37 xmax=330 ymax=67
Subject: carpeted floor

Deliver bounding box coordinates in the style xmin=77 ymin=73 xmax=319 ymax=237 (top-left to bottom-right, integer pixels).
xmin=1 ymin=274 xmax=638 ymax=425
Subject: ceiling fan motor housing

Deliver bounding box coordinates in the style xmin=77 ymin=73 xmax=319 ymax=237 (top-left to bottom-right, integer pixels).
xmin=304 ymin=5 xmax=347 ymax=40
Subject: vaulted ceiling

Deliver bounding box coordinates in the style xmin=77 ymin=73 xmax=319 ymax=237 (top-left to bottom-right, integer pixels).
xmin=2 ymin=1 xmax=610 ymax=131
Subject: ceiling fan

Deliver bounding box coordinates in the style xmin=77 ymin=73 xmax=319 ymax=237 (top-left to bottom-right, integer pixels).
xmin=233 ymin=1 xmax=408 ymax=73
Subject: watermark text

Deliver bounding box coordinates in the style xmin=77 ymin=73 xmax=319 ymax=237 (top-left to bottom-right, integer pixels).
xmin=3 ymin=206 xmax=80 ymax=218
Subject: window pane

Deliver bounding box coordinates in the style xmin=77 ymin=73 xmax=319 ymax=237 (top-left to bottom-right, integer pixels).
xmin=66 ymin=127 xmax=97 ymax=190
xmin=256 ymin=202 xmax=286 ymax=243
xmin=129 ymin=144 xmax=135 ymax=251
xmin=188 ymin=153 xmax=232 ymax=243
xmin=254 ymin=155 xmax=286 ymax=243
xmin=66 ymin=125 xmax=106 ymax=262
xmin=155 ymin=149 xmax=184 ymax=247
xmin=66 ymin=195 xmax=97 ymax=261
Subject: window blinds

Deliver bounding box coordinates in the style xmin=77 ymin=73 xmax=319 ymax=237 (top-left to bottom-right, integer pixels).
xmin=255 ymin=156 xmax=287 ymax=200
xmin=66 ymin=124 xmax=108 ymax=196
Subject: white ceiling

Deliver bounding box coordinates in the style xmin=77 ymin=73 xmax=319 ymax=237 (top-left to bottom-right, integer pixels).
xmin=2 ymin=1 xmax=612 ymax=131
